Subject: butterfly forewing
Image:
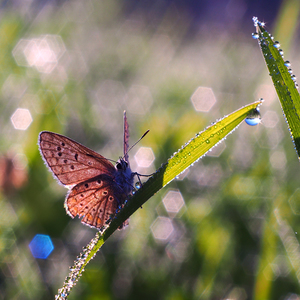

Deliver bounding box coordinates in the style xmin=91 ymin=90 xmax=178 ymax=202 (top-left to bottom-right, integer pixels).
xmin=65 ymin=174 xmax=122 ymax=229
xmin=39 ymin=131 xmax=116 ymax=187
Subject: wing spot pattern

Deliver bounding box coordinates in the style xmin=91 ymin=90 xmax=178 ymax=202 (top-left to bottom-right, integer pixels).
xmin=39 ymin=131 xmax=127 ymax=230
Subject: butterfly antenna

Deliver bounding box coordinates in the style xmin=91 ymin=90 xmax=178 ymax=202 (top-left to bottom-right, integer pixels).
xmin=124 ymin=130 xmax=149 ymax=158
xmin=107 ymin=158 xmax=118 ymax=164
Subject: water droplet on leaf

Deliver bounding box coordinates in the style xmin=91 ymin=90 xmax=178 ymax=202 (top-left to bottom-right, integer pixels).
xmin=284 ymin=61 xmax=291 ymax=67
xmin=245 ymin=108 xmax=261 ymax=126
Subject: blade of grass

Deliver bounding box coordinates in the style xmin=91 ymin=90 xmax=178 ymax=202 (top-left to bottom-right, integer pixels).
xmin=56 ymin=99 xmax=263 ymax=299
xmin=253 ymin=17 xmax=300 ymax=158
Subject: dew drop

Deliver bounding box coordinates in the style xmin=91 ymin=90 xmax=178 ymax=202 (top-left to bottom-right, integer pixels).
xmin=291 ymin=75 xmax=297 ymax=81
xmin=284 ymin=61 xmax=291 ymax=67
xmin=273 ymin=41 xmax=280 ymax=48
xmin=252 ymin=32 xmax=259 ymax=39
xmin=135 ymin=182 xmax=141 ymax=189
xmin=245 ymin=107 xmax=261 ymax=126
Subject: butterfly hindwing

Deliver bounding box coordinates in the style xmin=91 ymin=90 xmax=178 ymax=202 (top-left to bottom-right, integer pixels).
xmin=65 ymin=174 xmax=124 ymax=230
xmin=39 ymin=131 xmax=116 ymax=187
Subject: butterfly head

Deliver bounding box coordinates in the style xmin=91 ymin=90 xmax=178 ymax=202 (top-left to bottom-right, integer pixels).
xmin=116 ymin=158 xmax=130 ymax=172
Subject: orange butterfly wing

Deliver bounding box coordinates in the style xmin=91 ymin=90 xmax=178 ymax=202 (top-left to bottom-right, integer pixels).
xmin=39 ymin=131 xmax=131 ymax=230
xmin=38 ymin=131 xmax=116 ymax=187
xmin=65 ymin=174 xmax=126 ymax=229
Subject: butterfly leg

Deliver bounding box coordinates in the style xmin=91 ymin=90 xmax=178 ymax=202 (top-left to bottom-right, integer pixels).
xmin=132 ymin=172 xmax=154 ymax=189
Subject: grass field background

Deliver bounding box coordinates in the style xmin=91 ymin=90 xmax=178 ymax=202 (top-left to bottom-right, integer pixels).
xmin=1 ymin=1 xmax=300 ymax=299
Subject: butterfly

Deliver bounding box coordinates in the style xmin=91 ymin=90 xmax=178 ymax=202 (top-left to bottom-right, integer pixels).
xmin=38 ymin=111 xmax=145 ymax=231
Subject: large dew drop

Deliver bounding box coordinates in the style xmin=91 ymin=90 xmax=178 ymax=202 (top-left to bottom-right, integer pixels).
xmin=245 ymin=107 xmax=261 ymax=126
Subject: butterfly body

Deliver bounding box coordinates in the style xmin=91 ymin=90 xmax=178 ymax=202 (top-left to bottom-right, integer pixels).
xmin=38 ymin=112 xmax=134 ymax=231
xmin=115 ymin=159 xmax=134 ymax=196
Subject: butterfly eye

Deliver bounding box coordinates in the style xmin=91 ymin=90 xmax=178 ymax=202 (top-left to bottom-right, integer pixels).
xmin=116 ymin=163 xmax=122 ymax=170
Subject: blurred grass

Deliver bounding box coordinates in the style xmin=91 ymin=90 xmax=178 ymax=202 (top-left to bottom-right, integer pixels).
xmin=1 ymin=1 xmax=300 ymax=300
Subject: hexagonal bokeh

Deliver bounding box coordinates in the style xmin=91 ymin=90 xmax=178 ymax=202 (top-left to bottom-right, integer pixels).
xmin=191 ymin=86 xmax=216 ymax=112
xmin=10 ymin=108 xmax=32 ymax=130
xmin=162 ymin=189 xmax=185 ymax=217
xmin=134 ymin=147 xmax=155 ymax=168
xmin=12 ymin=35 xmax=66 ymax=73
xmin=289 ymin=188 xmax=300 ymax=215
xmin=150 ymin=217 xmax=174 ymax=240
xmin=262 ymin=110 xmax=279 ymax=128
xmin=29 ymin=234 xmax=54 ymax=259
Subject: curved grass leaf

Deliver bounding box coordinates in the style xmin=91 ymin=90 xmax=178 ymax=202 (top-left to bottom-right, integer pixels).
xmin=56 ymin=99 xmax=263 ymax=299
xmin=253 ymin=17 xmax=300 ymax=158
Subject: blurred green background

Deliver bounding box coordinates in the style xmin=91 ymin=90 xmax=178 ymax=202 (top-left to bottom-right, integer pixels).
xmin=1 ymin=0 xmax=300 ymax=299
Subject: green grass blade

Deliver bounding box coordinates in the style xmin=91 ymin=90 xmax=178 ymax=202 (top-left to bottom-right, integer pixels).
xmin=253 ymin=17 xmax=300 ymax=158
xmin=106 ymin=100 xmax=263 ymax=237
xmin=55 ymin=99 xmax=262 ymax=299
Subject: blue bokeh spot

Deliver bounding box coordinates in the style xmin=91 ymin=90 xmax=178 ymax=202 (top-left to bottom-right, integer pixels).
xmin=29 ymin=234 xmax=54 ymax=259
